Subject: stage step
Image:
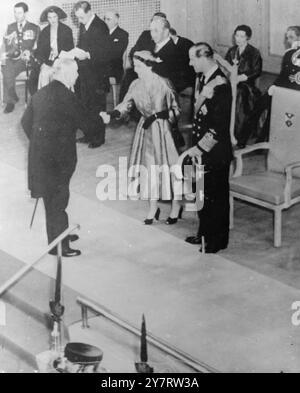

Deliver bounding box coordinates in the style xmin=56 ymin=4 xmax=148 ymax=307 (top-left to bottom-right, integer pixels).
xmin=0 ymin=251 xmax=82 ymax=372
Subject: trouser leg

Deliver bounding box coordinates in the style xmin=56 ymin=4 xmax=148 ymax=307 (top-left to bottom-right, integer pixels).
xmin=43 ymin=182 xmax=70 ymax=249
xmin=197 ymin=165 xmax=230 ymax=246
xmin=2 ymin=59 xmax=26 ymax=104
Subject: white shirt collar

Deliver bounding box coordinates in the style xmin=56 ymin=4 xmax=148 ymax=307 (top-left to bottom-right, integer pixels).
xmin=155 ymin=36 xmax=171 ymax=53
xmin=204 ymin=64 xmax=219 ymax=84
xmin=85 ymin=14 xmax=95 ymax=31
xmin=109 ymin=26 xmax=118 ymax=35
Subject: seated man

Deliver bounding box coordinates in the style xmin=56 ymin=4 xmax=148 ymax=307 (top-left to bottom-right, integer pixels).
xmin=170 ymin=28 xmax=195 ymax=92
xmin=2 ymin=2 xmax=39 ymax=113
xmin=104 ymin=9 xmax=129 ymax=83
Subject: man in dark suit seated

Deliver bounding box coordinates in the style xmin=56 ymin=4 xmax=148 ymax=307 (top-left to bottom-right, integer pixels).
xmin=170 ymin=28 xmax=195 ymax=92
xmin=184 ymin=43 xmax=233 ymax=254
xmin=74 ymin=1 xmax=111 ymax=149
xmin=2 ymin=2 xmax=39 ymax=113
xmin=21 ymin=59 xmax=102 ymax=257
xmin=104 ymin=10 xmax=129 ymax=83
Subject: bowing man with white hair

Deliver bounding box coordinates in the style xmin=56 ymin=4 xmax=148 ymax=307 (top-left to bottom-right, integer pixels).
xmin=21 ymin=58 xmax=103 ymax=258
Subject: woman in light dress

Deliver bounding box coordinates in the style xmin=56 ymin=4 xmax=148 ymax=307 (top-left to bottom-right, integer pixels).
xmin=101 ymin=51 xmax=184 ymax=225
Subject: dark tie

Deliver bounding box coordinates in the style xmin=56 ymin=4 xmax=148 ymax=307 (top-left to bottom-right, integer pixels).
xmin=196 ymin=74 xmax=205 ymax=93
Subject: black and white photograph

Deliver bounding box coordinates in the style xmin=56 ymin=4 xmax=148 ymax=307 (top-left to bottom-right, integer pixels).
xmin=0 ymin=0 xmax=300 ymax=375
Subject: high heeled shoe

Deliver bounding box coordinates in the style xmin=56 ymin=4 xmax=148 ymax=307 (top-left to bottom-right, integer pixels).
xmin=144 ymin=208 xmax=161 ymax=225
xmin=165 ymin=206 xmax=184 ymax=225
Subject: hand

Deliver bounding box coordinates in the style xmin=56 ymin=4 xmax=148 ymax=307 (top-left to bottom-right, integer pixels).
xmin=21 ymin=50 xmax=31 ymax=61
xmin=268 ymin=85 xmax=275 ymax=96
xmin=237 ymin=74 xmax=248 ymax=83
xmin=100 ymin=112 xmax=111 ymax=124
xmin=186 ymin=146 xmax=202 ymax=159
xmin=73 ymin=48 xmax=90 ymax=61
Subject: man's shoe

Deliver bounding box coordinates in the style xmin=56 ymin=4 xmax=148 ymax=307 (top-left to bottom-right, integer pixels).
xmin=68 ymin=234 xmax=79 ymax=242
xmin=185 ymin=236 xmax=202 ymax=245
xmin=88 ymin=141 xmax=104 ymax=149
xmin=49 ymin=247 xmax=81 ymax=258
xmin=4 ymin=103 xmax=15 ymax=114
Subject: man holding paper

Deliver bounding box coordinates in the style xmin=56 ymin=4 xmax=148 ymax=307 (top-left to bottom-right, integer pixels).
xmin=72 ymin=1 xmax=111 ymax=149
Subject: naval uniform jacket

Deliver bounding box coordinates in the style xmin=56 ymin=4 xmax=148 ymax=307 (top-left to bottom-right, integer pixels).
xmin=192 ymin=68 xmax=233 ymax=168
xmin=4 ymin=21 xmax=39 ymax=59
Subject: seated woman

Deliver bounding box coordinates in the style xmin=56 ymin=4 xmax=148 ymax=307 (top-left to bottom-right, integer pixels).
xmin=225 ymin=25 xmax=262 ymax=148
xmin=31 ymin=6 xmax=74 ymax=92
xmin=101 ymin=51 xmax=183 ymax=225
xmin=243 ymin=26 xmax=300 ymax=143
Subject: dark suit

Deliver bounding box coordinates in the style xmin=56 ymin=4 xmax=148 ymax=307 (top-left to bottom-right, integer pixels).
xmin=77 ymin=15 xmax=111 ymax=144
xmin=192 ymin=68 xmax=233 ymax=248
xmin=174 ymin=36 xmax=195 ymax=91
xmin=21 ymin=80 xmax=91 ymax=248
xmin=120 ymin=36 xmax=181 ymax=101
xmin=2 ymin=21 xmax=39 ymax=104
xmin=108 ymin=26 xmax=129 ymax=83
xmin=30 ymin=22 xmax=74 ymax=94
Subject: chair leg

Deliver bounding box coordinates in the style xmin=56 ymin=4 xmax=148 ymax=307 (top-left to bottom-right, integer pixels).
xmin=111 ymin=84 xmax=117 ymax=108
xmin=274 ymin=210 xmax=282 ymax=247
xmin=229 ymin=195 xmax=234 ymax=230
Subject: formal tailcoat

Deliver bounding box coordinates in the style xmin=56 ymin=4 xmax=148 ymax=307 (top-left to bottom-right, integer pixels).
xmin=174 ymin=36 xmax=195 ymax=90
xmin=109 ymin=26 xmax=129 ymax=82
xmin=35 ymin=22 xmax=74 ymax=66
xmin=77 ymin=15 xmax=111 ymax=91
xmin=274 ymin=45 xmax=300 ymax=90
xmin=21 ymin=80 xmax=90 ymax=198
xmin=4 ymin=21 xmax=39 ymax=57
xmin=192 ymin=68 xmax=233 ymax=167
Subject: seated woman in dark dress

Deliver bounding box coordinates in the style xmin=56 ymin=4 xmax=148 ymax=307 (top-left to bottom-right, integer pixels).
xmin=30 ymin=6 xmax=74 ymax=92
xmin=225 ymin=25 xmax=262 ymax=148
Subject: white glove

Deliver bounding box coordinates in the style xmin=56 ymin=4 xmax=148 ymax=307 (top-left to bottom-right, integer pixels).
xmin=268 ymin=85 xmax=275 ymax=96
xmin=100 ymin=112 xmax=111 ymax=124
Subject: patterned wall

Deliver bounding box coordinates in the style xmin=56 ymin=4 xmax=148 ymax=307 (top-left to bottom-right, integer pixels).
xmin=61 ymin=0 xmax=161 ymax=50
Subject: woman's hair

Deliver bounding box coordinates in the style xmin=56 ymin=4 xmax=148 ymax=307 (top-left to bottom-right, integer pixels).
xmin=133 ymin=51 xmax=157 ymax=68
xmin=287 ymin=26 xmax=300 ymax=38
xmin=234 ymin=25 xmax=252 ymax=39
xmin=47 ymin=8 xmax=59 ymax=17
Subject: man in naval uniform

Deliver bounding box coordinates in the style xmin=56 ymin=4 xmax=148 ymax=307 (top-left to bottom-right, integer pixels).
xmin=185 ymin=43 xmax=233 ymax=254
xmin=2 ymin=2 xmax=39 ymax=113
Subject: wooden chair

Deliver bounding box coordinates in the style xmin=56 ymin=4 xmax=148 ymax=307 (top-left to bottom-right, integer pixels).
xmin=230 ymin=86 xmax=300 ymax=247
